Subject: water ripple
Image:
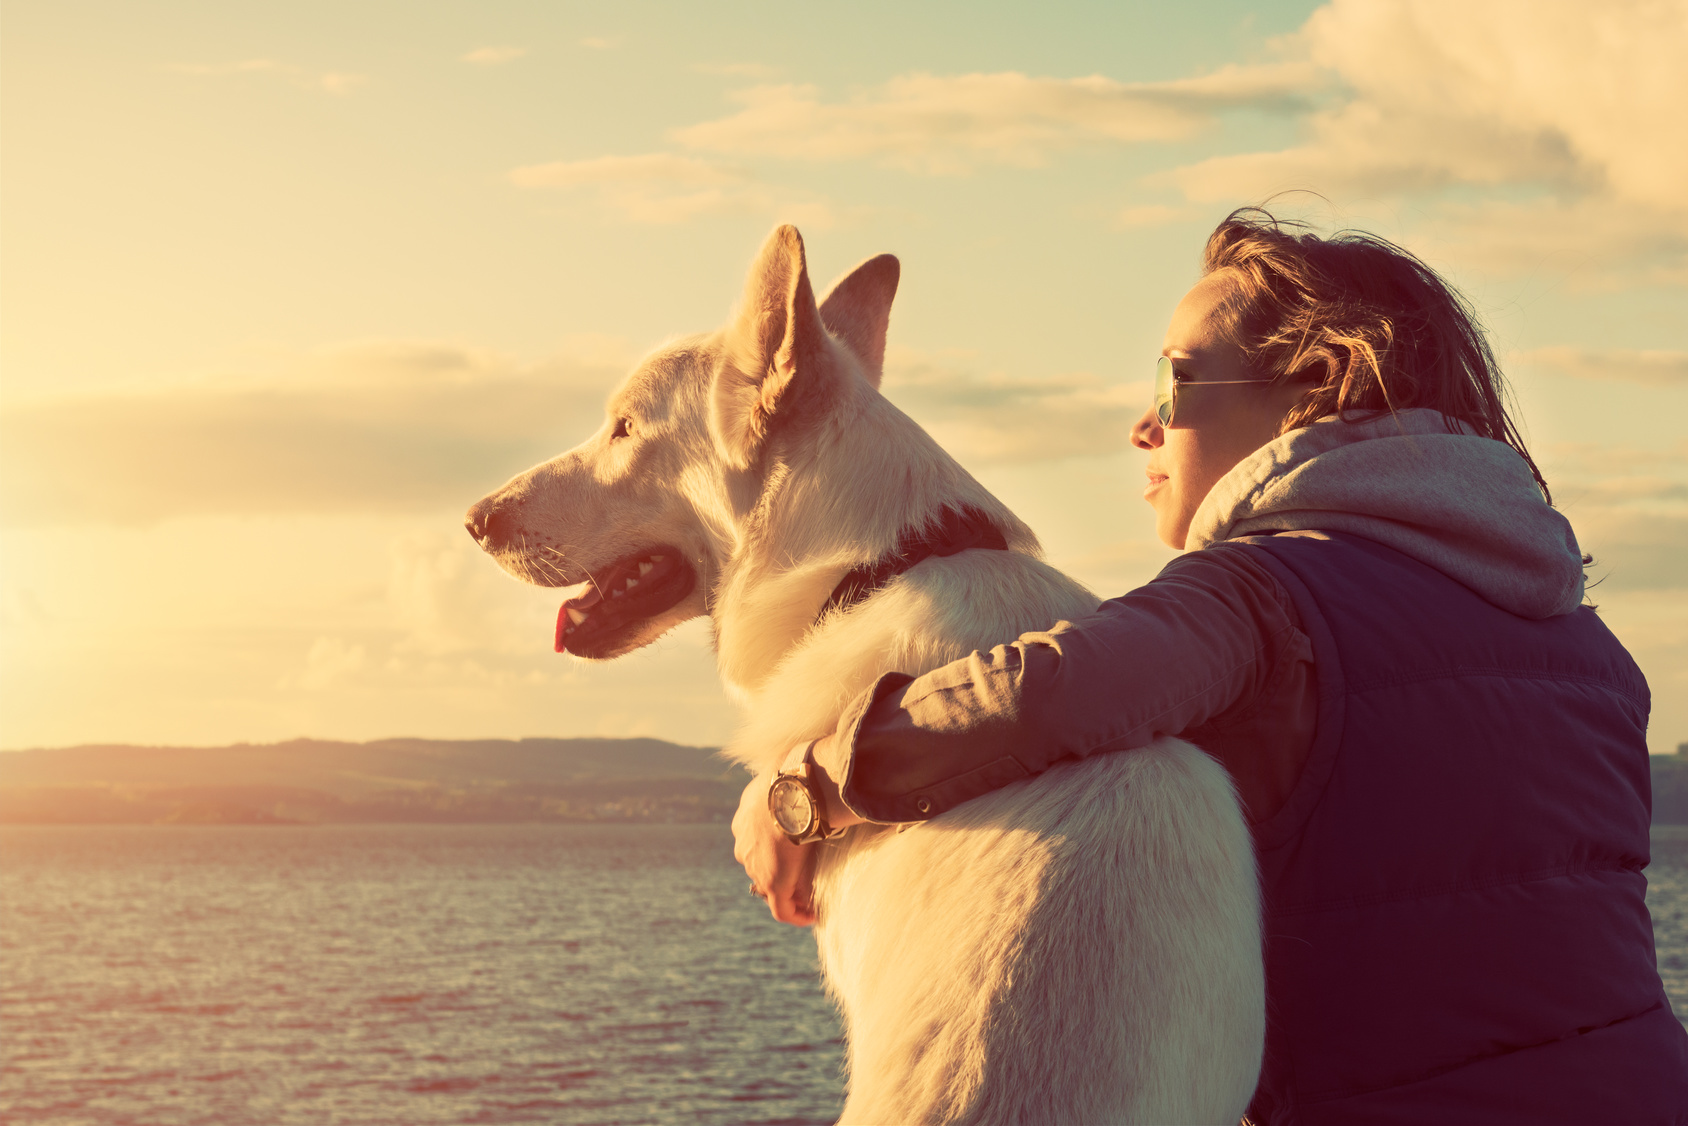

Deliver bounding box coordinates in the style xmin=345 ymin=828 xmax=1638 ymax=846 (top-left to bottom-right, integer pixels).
xmin=8 ymin=822 xmax=1687 ymax=1125
xmin=1 ymin=824 xmax=846 ymax=1125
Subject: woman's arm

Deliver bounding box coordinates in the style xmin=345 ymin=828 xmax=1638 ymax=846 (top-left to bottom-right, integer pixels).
xmin=813 ymin=543 xmax=1310 ymax=824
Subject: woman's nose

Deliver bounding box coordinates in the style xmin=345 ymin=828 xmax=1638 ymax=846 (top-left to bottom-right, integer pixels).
xmin=1130 ymin=403 xmax=1163 ymax=451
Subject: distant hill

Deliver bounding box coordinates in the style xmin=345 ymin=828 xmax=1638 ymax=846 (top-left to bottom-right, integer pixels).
xmin=6 ymin=738 xmax=1685 ymax=827
xmin=0 ymin=737 xmax=749 ymax=825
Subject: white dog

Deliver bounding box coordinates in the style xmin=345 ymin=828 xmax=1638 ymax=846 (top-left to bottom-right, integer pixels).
xmin=467 ymin=226 xmax=1264 ymax=1124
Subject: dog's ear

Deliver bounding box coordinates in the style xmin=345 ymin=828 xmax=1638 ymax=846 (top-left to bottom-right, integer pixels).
xmin=818 ymin=254 xmax=899 ymax=390
xmin=713 ymin=224 xmax=828 ymax=469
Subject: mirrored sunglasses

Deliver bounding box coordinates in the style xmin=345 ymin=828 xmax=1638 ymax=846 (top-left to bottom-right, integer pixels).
xmin=1153 ymin=356 xmax=1273 ymax=427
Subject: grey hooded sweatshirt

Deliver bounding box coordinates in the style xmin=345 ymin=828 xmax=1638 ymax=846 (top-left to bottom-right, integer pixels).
xmin=815 ymin=409 xmax=1590 ymax=826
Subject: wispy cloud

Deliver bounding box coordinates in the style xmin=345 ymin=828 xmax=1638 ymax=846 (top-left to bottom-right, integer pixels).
xmin=647 ymin=0 xmax=1688 ymax=270
xmin=1543 ymin=439 xmax=1688 ymax=593
xmin=1548 ymin=441 xmax=1688 ymax=479
xmin=881 ymin=347 xmax=1148 ymax=464
xmin=0 ymin=333 xmax=1155 ymax=529
xmin=317 ymin=73 xmax=367 ymax=95
xmin=672 ymin=65 xmax=1320 ymax=175
xmin=508 ymin=153 xmax=834 ymax=226
xmin=0 ymin=342 xmax=630 ymax=527
xmin=511 ymin=153 xmax=739 ymax=190
xmin=1053 ymin=538 xmax=1182 ymax=599
xmin=1113 ymin=203 xmax=1194 ymax=230
xmin=693 ymin=62 xmax=782 ymax=79
xmin=1517 ymin=348 xmax=1688 ymax=388
xmin=462 ymin=46 xmax=526 ymax=66
xmin=579 ymin=36 xmax=618 ymax=51
xmin=166 ymin=58 xmax=369 ymax=95
xmin=1571 ymin=510 xmax=1688 ymax=593
xmin=283 ymin=636 xmax=369 ymax=691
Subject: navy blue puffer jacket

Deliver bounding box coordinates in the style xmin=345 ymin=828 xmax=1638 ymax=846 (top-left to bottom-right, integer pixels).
xmin=1235 ymin=531 xmax=1688 ymax=1125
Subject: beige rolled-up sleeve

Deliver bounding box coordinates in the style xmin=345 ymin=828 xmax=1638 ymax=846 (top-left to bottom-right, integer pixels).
xmin=811 ymin=544 xmax=1306 ymax=824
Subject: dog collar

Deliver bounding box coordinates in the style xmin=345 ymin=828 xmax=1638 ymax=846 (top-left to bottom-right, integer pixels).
xmin=817 ymin=507 xmax=1010 ymax=623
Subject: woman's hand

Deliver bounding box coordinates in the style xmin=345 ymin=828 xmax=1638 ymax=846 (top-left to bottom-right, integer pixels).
xmin=733 ymin=773 xmax=819 ymax=926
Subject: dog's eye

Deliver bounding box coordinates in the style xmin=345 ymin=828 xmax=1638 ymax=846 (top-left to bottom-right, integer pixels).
xmin=611 ymin=418 xmax=632 ymax=440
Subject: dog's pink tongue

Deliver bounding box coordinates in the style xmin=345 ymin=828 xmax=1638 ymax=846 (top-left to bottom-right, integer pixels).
xmin=554 ymin=585 xmax=605 ymax=653
xmin=554 ymin=604 xmax=571 ymax=653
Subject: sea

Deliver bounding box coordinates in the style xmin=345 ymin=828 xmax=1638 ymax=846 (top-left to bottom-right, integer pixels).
xmin=4 ymin=822 xmax=1688 ymax=1126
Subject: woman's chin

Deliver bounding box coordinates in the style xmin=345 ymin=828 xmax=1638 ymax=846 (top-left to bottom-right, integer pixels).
xmin=1147 ymin=494 xmax=1187 ymax=550
xmin=1158 ymin=513 xmax=1193 ymax=551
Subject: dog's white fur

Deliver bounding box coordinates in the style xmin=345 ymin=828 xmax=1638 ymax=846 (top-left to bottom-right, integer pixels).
xmin=472 ymin=227 xmax=1264 ymax=1124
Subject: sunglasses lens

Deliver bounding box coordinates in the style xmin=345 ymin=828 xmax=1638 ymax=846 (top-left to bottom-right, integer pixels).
xmin=1154 ymin=357 xmax=1175 ymax=427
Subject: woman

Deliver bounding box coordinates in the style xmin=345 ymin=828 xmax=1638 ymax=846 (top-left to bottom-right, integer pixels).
xmin=734 ymin=209 xmax=1688 ymax=1122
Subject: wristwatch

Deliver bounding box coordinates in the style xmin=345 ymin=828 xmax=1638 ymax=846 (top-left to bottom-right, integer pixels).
xmin=768 ymin=741 xmax=848 ymax=845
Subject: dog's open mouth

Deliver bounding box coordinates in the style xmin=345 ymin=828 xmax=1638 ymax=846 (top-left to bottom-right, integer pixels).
xmin=555 ymin=547 xmax=696 ymax=657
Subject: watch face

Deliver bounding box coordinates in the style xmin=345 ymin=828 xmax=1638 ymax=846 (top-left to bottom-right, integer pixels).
xmin=769 ymin=776 xmax=816 ymax=837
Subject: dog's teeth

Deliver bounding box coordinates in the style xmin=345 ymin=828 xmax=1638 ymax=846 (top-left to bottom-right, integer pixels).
xmin=651 ymin=554 xmax=664 ymax=563
xmin=566 ymin=608 xmax=588 ymax=625
xmin=624 ymin=577 xmax=639 ymax=590
xmin=611 ymin=588 xmax=623 ymax=598
xmin=638 ymin=562 xmax=654 ymax=577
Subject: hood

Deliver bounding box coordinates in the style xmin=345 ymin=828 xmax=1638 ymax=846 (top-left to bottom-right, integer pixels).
xmin=1186 ymin=408 xmax=1585 ymax=618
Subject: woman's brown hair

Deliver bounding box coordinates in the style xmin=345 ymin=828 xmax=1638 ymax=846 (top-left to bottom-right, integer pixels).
xmin=1202 ymin=207 xmax=1551 ymax=502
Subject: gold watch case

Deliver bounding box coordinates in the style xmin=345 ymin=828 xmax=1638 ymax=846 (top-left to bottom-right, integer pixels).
xmin=769 ymin=772 xmax=820 ymax=839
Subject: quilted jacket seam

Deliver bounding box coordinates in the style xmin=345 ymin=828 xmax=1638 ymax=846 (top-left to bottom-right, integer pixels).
xmin=1293 ymin=999 xmax=1667 ymax=1107
xmin=1270 ymin=859 xmax=1639 ymax=919
xmin=1344 ymin=665 xmax=1648 ymax=706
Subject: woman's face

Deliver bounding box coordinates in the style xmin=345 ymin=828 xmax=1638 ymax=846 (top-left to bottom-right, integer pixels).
xmin=1132 ymin=271 xmax=1309 ymax=549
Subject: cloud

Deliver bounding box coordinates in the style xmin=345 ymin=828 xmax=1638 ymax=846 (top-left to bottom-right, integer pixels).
xmin=579 ymin=36 xmax=617 ymax=51
xmin=167 ymin=59 xmax=369 ymax=95
xmin=317 ymin=73 xmax=367 ymax=95
xmin=511 ymin=153 xmax=739 ymax=189
xmin=1517 ymin=347 xmax=1688 ymax=388
xmin=1113 ymin=203 xmax=1194 ymax=230
xmin=881 ymin=348 xmax=1148 ymax=464
xmin=1417 ymin=198 xmax=1688 ymax=288
xmin=648 ymin=1 xmax=1687 ymax=278
xmin=1543 ymin=439 xmax=1688 ymax=592
xmin=1053 ymin=538 xmax=1181 ymax=597
xmin=1547 ymin=441 xmax=1688 ymax=479
xmin=671 ymin=66 xmax=1320 ymax=174
xmin=386 ymin=531 xmax=533 ymax=659
xmin=285 ymin=637 xmax=368 ymax=691
xmin=508 ymin=153 xmax=834 ymax=226
xmin=0 ymin=509 xmax=737 ymax=749
xmin=0 ymin=337 xmax=1152 ymax=529
xmin=0 ymin=342 xmax=629 ymax=527
xmin=1575 ymin=510 xmax=1688 ymax=593
xmin=463 ymin=46 xmax=526 ymax=66
xmin=1168 ymin=0 xmax=1688 ymax=279
xmin=693 ymin=62 xmax=782 ymax=79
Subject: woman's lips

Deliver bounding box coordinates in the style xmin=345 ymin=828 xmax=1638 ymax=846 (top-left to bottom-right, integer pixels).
xmin=1144 ymin=470 xmax=1169 ymax=497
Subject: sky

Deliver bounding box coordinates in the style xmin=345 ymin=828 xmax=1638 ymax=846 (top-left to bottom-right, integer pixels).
xmin=2 ymin=0 xmax=1686 ymax=754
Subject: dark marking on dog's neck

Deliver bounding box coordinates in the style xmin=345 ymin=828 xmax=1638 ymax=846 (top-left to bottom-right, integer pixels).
xmin=816 ymin=507 xmax=1010 ymax=625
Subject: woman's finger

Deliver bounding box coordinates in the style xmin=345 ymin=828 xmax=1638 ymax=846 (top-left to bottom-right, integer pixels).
xmin=761 ymin=836 xmax=818 ymax=925
xmin=767 ymin=869 xmax=817 ymax=925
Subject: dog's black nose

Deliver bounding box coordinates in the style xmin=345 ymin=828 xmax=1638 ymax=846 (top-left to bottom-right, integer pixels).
xmin=465 ymin=497 xmax=512 ymax=548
